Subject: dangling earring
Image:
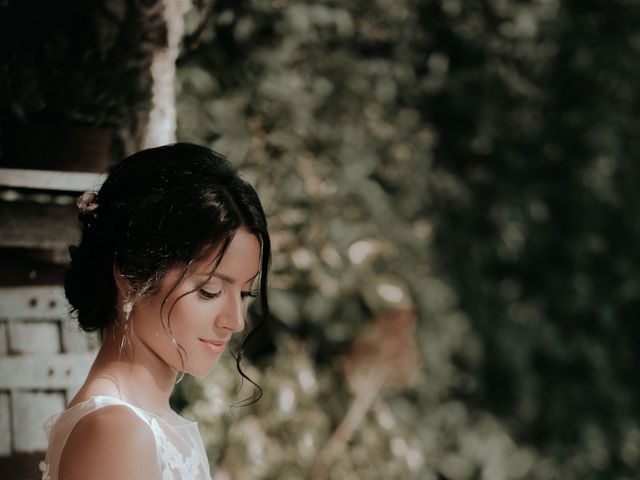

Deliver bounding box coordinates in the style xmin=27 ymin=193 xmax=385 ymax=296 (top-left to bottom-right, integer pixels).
xmin=176 ymin=371 xmax=185 ymax=384
xmin=123 ymin=300 xmax=133 ymax=321
xmin=119 ymin=300 xmax=134 ymax=356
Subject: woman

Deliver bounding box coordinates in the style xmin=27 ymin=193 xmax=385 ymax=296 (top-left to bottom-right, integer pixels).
xmin=41 ymin=143 xmax=271 ymax=480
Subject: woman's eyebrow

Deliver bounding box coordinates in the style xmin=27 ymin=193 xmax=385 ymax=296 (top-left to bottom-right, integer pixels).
xmin=197 ymin=271 xmax=259 ymax=284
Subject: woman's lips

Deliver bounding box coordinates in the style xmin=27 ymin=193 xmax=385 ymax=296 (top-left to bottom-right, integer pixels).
xmin=200 ymin=338 xmax=226 ymax=353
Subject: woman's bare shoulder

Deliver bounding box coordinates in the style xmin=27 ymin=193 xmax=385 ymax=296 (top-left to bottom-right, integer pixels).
xmin=65 ymin=377 xmax=122 ymax=408
xmin=59 ymin=405 xmax=160 ymax=480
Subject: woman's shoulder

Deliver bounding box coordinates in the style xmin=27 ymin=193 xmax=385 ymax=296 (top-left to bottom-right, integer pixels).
xmin=65 ymin=379 xmax=121 ymax=409
xmin=58 ymin=404 xmax=160 ymax=480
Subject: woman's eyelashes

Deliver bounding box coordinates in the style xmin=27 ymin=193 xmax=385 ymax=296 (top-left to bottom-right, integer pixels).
xmin=199 ymin=288 xmax=221 ymax=299
xmin=198 ymin=288 xmax=258 ymax=300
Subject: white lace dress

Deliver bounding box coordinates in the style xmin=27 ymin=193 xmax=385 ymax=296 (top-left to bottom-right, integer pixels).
xmin=41 ymin=395 xmax=212 ymax=480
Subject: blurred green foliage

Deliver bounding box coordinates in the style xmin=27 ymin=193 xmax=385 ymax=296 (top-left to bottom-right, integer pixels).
xmin=175 ymin=0 xmax=640 ymax=478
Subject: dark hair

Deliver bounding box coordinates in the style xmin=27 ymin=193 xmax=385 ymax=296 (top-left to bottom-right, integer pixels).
xmin=65 ymin=143 xmax=270 ymax=401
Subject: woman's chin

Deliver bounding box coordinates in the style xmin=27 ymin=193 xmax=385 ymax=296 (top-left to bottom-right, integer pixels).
xmin=188 ymin=361 xmax=220 ymax=378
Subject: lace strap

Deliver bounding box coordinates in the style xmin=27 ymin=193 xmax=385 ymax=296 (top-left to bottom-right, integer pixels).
xmin=93 ymin=396 xmax=153 ymax=428
xmin=92 ymin=396 xmax=201 ymax=479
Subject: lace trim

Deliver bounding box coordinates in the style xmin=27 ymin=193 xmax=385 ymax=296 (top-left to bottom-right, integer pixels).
xmin=41 ymin=423 xmax=200 ymax=480
xmin=41 ymin=408 xmax=201 ymax=480
xmin=41 ymin=461 xmax=50 ymax=480
xmin=149 ymin=418 xmax=200 ymax=480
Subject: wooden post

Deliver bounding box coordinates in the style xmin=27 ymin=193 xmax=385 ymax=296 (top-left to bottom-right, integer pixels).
xmin=143 ymin=0 xmax=192 ymax=148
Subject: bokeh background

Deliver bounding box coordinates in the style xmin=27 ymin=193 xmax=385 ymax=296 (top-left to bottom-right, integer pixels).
xmin=2 ymin=1 xmax=639 ymax=479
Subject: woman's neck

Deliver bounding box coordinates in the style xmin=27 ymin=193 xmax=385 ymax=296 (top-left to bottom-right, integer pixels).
xmin=75 ymin=325 xmax=178 ymax=415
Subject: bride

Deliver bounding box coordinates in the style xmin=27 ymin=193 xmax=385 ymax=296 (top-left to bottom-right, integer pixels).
xmin=41 ymin=143 xmax=271 ymax=480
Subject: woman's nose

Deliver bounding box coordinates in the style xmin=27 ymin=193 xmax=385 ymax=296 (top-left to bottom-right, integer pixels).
xmin=219 ymin=294 xmax=245 ymax=333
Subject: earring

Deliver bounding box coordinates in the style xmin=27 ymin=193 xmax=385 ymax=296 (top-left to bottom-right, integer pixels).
xmin=123 ymin=300 xmax=133 ymax=321
xmin=176 ymin=371 xmax=185 ymax=384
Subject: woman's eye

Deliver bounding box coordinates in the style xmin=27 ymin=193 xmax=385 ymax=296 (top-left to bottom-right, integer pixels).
xmin=199 ymin=289 xmax=221 ymax=299
xmin=241 ymin=290 xmax=259 ymax=299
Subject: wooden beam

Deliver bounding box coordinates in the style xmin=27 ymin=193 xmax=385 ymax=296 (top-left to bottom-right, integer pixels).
xmin=0 ymin=286 xmax=68 ymax=320
xmin=0 ymin=168 xmax=105 ymax=192
xmin=0 ymin=352 xmax=95 ymax=390
xmin=0 ymin=201 xmax=79 ymax=250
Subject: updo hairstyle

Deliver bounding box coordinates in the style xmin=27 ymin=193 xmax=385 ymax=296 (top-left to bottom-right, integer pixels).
xmin=65 ymin=143 xmax=270 ymax=377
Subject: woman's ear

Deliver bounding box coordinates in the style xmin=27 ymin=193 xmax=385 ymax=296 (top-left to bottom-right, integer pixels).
xmin=112 ymin=264 xmax=132 ymax=301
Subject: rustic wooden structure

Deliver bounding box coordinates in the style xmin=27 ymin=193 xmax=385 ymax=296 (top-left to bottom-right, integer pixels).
xmin=0 ymin=168 xmax=104 ymax=479
xmin=0 ymin=3 xmax=190 ymax=476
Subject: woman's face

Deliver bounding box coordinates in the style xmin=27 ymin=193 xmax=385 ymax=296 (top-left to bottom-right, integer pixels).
xmin=130 ymin=227 xmax=262 ymax=377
